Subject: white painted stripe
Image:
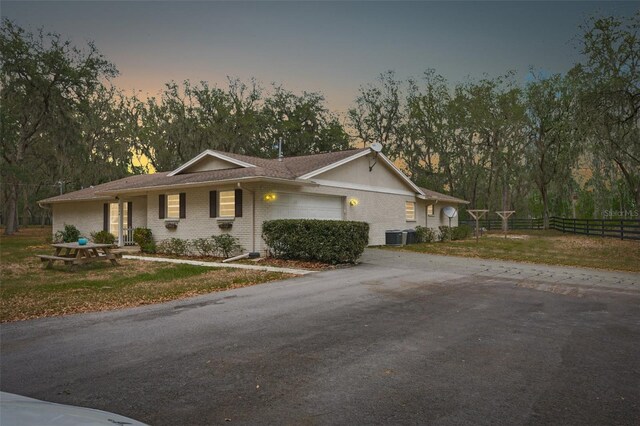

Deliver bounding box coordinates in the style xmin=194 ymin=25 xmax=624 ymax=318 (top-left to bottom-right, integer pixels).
xmin=123 ymin=255 xmax=314 ymax=275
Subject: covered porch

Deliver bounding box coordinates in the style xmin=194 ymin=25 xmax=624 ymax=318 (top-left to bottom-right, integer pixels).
xmin=106 ymin=196 xmax=147 ymax=247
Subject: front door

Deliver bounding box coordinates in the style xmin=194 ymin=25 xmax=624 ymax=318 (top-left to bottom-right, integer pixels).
xmin=109 ymin=202 xmax=129 ymax=239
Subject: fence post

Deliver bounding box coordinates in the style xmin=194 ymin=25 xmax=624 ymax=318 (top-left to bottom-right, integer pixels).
xmin=586 ymin=219 xmax=589 ymax=236
xmin=621 ymin=220 xmax=624 ymax=240
xmin=573 ymin=218 xmax=576 ymax=234
xmin=562 ymin=218 xmax=565 ymax=233
xmin=601 ymin=219 xmax=604 ymax=238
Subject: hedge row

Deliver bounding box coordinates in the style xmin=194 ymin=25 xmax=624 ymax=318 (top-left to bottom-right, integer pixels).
xmin=262 ymin=219 xmax=369 ymax=264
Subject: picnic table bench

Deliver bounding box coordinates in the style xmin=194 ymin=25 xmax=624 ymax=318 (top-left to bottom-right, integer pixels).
xmin=37 ymin=242 xmax=122 ymax=269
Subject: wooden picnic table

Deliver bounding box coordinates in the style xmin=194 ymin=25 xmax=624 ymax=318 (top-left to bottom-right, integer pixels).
xmin=37 ymin=242 xmax=122 ymax=269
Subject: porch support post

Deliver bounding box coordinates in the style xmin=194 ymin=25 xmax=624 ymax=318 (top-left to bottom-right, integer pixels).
xmin=118 ymin=197 xmax=124 ymax=247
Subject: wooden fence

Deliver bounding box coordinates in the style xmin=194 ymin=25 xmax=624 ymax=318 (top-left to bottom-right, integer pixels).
xmin=549 ymin=217 xmax=640 ymax=241
xmin=460 ymin=216 xmax=640 ymax=241
xmin=460 ymin=218 xmax=544 ymax=231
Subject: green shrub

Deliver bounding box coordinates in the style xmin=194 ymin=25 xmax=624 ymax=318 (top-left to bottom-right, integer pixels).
xmin=54 ymin=224 xmax=81 ymax=243
xmin=133 ymin=227 xmax=156 ymax=253
xmin=157 ymin=238 xmax=189 ymax=256
xmin=262 ymin=219 xmax=369 ymax=264
xmin=211 ymin=234 xmax=243 ymax=258
xmin=192 ymin=237 xmax=217 ymax=257
xmin=452 ymin=224 xmax=472 ymax=240
xmin=415 ymin=226 xmax=437 ymax=243
xmin=438 ymin=225 xmax=452 ymax=242
xmin=90 ymin=230 xmax=116 ymax=245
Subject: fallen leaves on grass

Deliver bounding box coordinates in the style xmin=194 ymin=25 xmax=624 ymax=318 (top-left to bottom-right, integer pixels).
xmin=1 ymin=246 xmax=293 ymax=322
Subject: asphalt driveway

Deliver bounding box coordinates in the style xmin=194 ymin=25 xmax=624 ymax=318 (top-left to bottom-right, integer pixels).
xmin=1 ymin=249 xmax=639 ymax=425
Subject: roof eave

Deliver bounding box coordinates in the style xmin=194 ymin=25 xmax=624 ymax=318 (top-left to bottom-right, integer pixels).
xmin=418 ymin=195 xmax=470 ymax=204
xmin=96 ymin=176 xmax=315 ymax=196
xmin=38 ymin=195 xmax=115 ymax=205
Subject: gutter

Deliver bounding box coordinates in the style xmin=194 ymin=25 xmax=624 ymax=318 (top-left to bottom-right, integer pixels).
xmin=96 ymin=176 xmax=317 ymax=197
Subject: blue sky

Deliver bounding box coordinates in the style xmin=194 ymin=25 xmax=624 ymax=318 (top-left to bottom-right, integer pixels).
xmin=3 ymin=1 xmax=638 ymax=114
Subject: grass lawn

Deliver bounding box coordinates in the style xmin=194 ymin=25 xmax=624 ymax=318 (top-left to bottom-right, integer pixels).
xmin=391 ymin=230 xmax=640 ymax=272
xmin=0 ymin=227 xmax=291 ymax=322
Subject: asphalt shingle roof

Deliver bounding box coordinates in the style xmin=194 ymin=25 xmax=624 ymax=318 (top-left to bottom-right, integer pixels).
xmin=39 ymin=148 xmax=468 ymax=205
xmin=419 ymin=187 xmax=469 ymax=204
xmin=40 ymin=148 xmax=368 ymax=203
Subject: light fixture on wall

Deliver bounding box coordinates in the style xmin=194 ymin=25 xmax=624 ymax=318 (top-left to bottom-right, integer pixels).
xmin=264 ymin=192 xmax=277 ymax=202
xmin=349 ymin=198 xmax=359 ymax=207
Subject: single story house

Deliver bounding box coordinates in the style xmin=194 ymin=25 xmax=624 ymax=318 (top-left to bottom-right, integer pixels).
xmin=39 ymin=147 xmax=468 ymax=253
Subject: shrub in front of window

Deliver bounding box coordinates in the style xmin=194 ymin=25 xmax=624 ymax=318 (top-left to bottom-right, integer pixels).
xmin=438 ymin=225 xmax=453 ymax=242
xmin=54 ymin=224 xmax=81 ymax=243
xmin=452 ymin=224 xmax=472 ymax=240
xmin=90 ymin=230 xmax=116 ymax=245
xmin=415 ymin=226 xmax=437 ymax=243
xmin=262 ymin=219 xmax=369 ymax=264
xmin=211 ymin=234 xmax=243 ymax=258
xmin=192 ymin=237 xmax=217 ymax=257
xmin=157 ymin=238 xmax=189 ymax=256
xmin=133 ymin=227 xmax=156 ymax=253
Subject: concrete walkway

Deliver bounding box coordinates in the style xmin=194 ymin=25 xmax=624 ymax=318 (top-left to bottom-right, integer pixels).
xmin=122 ymin=254 xmax=314 ymax=275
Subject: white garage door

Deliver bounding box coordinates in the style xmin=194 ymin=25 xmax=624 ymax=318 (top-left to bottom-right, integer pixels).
xmin=268 ymin=193 xmax=344 ymax=220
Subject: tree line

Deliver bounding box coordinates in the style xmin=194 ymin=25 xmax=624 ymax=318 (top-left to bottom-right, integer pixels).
xmin=1 ymin=13 xmax=638 ymax=234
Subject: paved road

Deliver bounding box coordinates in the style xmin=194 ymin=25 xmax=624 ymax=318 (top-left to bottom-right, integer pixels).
xmin=2 ymin=249 xmax=639 ymax=425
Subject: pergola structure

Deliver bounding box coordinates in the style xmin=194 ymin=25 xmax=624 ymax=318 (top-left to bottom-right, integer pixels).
xmin=495 ymin=210 xmax=516 ymax=239
xmin=467 ymin=209 xmax=489 ymax=242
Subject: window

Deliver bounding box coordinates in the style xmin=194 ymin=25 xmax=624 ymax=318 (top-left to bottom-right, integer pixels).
xmin=219 ymin=190 xmax=235 ymax=217
xmin=167 ymin=194 xmax=180 ymax=219
xmin=109 ymin=202 xmax=128 ymax=237
xmin=405 ymin=201 xmax=416 ymax=221
xmin=427 ymin=204 xmax=434 ymax=216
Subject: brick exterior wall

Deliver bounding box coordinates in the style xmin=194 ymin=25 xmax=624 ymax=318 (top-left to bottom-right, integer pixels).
xmin=146 ymin=185 xmax=257 ymax=253
xmin=52 ymin=197 xmax=147 ymax=240
xmin=52 ymin=186 xmax=462 ymax=252
xmin=52 ymin=201 xmax=105 ymax=238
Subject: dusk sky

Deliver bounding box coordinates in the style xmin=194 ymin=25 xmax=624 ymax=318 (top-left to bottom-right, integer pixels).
xmin=3 ymin=1 xmax=638 ymax=115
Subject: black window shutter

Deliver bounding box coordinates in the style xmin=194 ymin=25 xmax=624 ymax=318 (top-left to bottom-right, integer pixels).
xmin=235 ymin=189 xmax=243 ymax=218
xmin=179 ymin=192 xmax=186 ymax=219
xmin=127 ymin=201 xmax=133 ymax=228
xmin=209 ymin=190 xmax=217 ymax=218
xmin=103 ymin=203 xmax=109 ymax=232
xmin=159 ymin=194 xmax=165 ymax=219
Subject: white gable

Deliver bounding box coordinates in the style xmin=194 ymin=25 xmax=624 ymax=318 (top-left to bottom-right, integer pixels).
xmin=181 ymin=156 xmax=241 ymax=173
xmin=168 ymin=150 xmax=256 ymax=176
xmin=309 ymin=152 xmax=422 ymax=195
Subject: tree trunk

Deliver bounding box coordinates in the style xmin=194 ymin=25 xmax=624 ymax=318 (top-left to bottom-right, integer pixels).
xmin=502 ymin=182 xmax=509 ymax=231
xmin=4 ymin=183 xmax=19 ymax=235
xmin=541 ymin=185 xmax=550 ymax=229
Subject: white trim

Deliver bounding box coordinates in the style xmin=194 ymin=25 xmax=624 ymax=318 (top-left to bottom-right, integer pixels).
xmin=96 ymin=176 xmax=315 ymax=197
xmin=39 ymin=196 xmax=115 ymax=205
xmin=298 ymin=149 xmax=424 ymax=196
xmin=308 ymin=179 xmax=418 ymax=196
xmin=298 ymin=149 xmax=371 ymax=179
xmin=168 ymin=150 xmax=256 ymax=176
